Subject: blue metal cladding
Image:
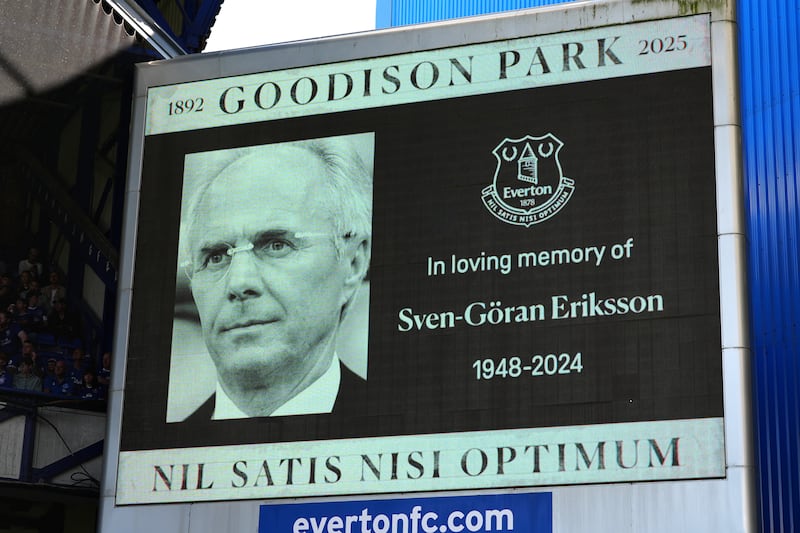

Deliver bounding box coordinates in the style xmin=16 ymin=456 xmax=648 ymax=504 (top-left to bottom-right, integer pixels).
xmin=739 ymin=0 xmax=800 ymax=531
xmin=376 ymin=0 xmax=800 ymax=530
xmin=376 ymin=0 xmax=574 ymax=28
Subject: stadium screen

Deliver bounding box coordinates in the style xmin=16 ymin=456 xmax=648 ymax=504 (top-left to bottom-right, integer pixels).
xmin=117 ymin=13 xmax=724 ymax=504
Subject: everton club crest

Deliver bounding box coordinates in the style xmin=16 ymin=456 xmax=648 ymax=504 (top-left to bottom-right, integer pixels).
xmin=481 ymin=133 xmax=575 ymax=227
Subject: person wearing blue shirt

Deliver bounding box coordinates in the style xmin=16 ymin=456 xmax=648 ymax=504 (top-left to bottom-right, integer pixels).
xmin=0 ymin=353 xmax=13 ymax=388
xmin=44 ymin=360 xmax=73 ymax=397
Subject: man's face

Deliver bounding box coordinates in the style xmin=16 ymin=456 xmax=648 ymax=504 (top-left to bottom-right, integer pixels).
xmin=188 ymin=145 xmax=363 ymax=408
xmin=55 ymin=360 xmax=65 ymax=376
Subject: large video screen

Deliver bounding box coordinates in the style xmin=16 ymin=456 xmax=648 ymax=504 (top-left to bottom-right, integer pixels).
xmin=118 ymin=14 xmax=724 ymax=504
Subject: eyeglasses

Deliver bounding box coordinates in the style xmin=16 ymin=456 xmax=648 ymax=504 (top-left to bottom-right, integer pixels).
xmin=183 ymin=231 xmax=352 ymax=284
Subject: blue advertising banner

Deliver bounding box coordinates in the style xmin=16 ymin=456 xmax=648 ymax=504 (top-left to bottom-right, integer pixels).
xmin=259 ymin=493 xmax=552 ymax=533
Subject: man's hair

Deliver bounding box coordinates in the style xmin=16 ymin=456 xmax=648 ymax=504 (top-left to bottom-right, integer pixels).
xmin=292 ymin=137 xmax=372 ymax=252
xmin=183 ymin=133 xmax=373 ymax=258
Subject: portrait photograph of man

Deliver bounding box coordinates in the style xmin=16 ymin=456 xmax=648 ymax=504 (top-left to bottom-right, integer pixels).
xmin=166 ymin=132 xmax=374 ymax=422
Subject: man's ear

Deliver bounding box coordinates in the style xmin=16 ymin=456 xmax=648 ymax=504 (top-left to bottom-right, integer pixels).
xmin=340 ymin=236 xmax=371 ymax=311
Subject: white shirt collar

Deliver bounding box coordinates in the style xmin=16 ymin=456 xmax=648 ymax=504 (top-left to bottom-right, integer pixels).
xmin=213 ymin=355 xmax=340 ymax=420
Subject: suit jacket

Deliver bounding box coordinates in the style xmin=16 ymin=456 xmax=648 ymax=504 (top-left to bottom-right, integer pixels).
xmin=185 ymin=362 xmax=366 ymax=422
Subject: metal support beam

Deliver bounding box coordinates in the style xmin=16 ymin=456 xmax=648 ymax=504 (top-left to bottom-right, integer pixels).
xmin=10 ymin=145 xmax=119 ymax=285
xmin=30 ymin=440 xmax=104 ymax=482
xmin=102 ymin=0 xmax=187 ymax=58
xmin=20 ymin=406 xmax=37 ymax=482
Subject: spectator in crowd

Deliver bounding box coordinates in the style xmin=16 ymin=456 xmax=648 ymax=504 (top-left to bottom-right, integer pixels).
xmin=97 ymin=351 xmax=111 ymax=391
xmin=14 ymin=358 xmax=41 ymax=392
xmin=44 ymin=359 xmax=73 ymax=396
xmin=79 ymin=369 xmax=101 ymax=400
xmin=40 ymin=271 xmax=66 ymax=313
xmin=0 ymin=353 xmax=13 ymax=388
xmin=18 ymin=248 xmax=43 ymax=280
xmin=28 ymin=279 xmax=41 ymax=297
xmin=23 ymin=294 xmax=46 ymax=333
xmin=12 ymin=340 xmax=45 ymax=377
xmin=68 ymin=347 xmax=86 ymax=392
xmin=17 ymin=271 xmax=34 ymax=301
xmin=0 ymin=310 xmax=26 ymax=356
xmin=0 ymin=273 xmax=14 ymax=310
xmin=10 ymin=297 xmax=28 ymax=324
xmin=43 ymin=357 xmax=57 ymax=380
xmin=47 ymin=299 xmax=79 ymax=340
xmin=6 ymin=339 xmax=24 ymax=374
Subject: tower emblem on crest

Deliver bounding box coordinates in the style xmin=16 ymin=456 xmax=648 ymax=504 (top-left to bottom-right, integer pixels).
xmin=481 ymin=133 xmax=575 ymax=227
